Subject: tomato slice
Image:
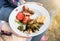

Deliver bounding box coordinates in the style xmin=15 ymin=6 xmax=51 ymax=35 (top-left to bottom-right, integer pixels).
xmin=16 ymin=12 xmax=25 ymax=21
xmin=23 ymin=16 xmax=30 ymax=24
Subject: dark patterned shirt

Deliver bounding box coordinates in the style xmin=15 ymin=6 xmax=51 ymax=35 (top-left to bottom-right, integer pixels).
xmin=0 ymin=0 xmax=21 ymax=8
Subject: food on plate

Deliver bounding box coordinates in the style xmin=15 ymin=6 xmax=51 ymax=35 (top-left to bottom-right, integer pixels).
xmin=16 ymin=5 xmax=47 ymax=34
xmin=24 ymin=19 xmax=41 ymax=33
xmin=17 ymin=25 xmax=24 ymax=31
xmin=28 ymin=9 xmax=34 ymax=15
xmin=16 ymin=12 xmax=30 ymax=24
xmin=24 ymin=17 xmax=46 ymax=33
xmin=23 ymin=12 xmax=31 ymax=16
xmin=23 ymin=6 xmax=34 ymax=15
xmin=16 ymin=5 xmax=34 ymax=24
xmin=23 ymin=16 xmax=30 ymax=24
xmin=36 ymin=15 xmax=47 ymax=24
xmin=16 ymin=12 xmax=25 ymax=21
xmin=23 ymin=6 xmax=29 ymax=12
xmin=27 ymin=29 xmax=32 ymax=34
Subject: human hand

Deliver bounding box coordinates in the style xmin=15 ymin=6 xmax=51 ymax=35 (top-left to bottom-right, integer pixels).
xmin=0 ymin=21 xmax=31 ymax=41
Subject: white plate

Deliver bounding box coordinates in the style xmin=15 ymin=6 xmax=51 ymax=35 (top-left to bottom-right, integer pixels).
xmin=9 ymin=3 xmax=50 ymax=37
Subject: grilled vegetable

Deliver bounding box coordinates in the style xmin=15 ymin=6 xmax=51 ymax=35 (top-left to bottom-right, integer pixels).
xmin=17 ymin=25 xmax=24 ymax=31
xmin=25 ymin=19 xmax=41 ymax=33
xmin=27 ymin=29 xmax=32 ymax=34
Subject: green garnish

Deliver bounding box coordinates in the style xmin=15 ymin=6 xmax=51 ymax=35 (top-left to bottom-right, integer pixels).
xmin=17 ymin=25 xmax=24 ymax=31
xmin=15 ymin=19 xmax=23 ymax=25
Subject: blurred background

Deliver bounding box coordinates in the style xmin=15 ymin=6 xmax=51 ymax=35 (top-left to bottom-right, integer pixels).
xmin=25 ymin=0 xmax=60 ymax=41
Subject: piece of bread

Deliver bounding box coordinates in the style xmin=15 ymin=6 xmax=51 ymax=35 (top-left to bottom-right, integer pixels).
xmin=36 ymin=15 xmax=47 ymax=24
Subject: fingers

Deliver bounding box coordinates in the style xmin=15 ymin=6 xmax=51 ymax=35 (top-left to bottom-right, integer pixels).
xmin=1 ymin=34 xmax=27 ymax=41
xmin=13 ymin=32 xmax=32 ymax=38
xmin=1 ymin=35 xmax=13 ymax=41
xmin=20 ymin=36 xmax=32 ymax=38
xmin=0 ymin=37 xmax=4 ymax=41
xmin=12 ymin=34 xmax=32 ymax=41
xmin=12 ymin=34 xmax=27 ymax=41
xmin=13 ymin=33 xmax=32 ymax=38
xmin=2 ymin=22 xmax=12 ymax=32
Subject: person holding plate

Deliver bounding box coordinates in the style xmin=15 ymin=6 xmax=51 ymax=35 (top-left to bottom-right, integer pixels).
xmin=0 ymin=0 xmax=46 ymax=41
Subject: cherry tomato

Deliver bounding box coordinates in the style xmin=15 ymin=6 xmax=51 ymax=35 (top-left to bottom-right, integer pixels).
xmin=16 ymin=12 xmax=25 ymax=21
xmin=23 ymin=16 xmax=30 ymax=24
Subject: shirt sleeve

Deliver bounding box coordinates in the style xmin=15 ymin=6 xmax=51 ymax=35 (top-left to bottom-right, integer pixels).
xmin=6 ymin=0 xmax=19 ymax=7
xmin=0 ymin=0 xmax=6 ymax=7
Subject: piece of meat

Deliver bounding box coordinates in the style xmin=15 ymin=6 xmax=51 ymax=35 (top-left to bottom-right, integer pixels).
xmin=23 ymin=12 xmax=31 ymax=16
xmin=23 ymin=6 xmax=29 ymax=12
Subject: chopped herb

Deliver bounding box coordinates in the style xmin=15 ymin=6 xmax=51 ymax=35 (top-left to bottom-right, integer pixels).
xmin=15 ymin=19 xmax=23 ymax=25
